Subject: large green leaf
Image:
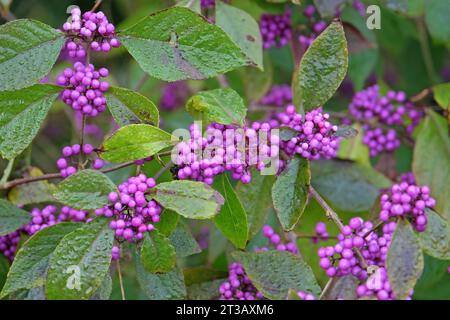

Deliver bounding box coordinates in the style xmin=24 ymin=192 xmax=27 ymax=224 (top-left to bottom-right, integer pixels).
xmin=419 ymin=209 xmax=450 ymax=260
xmin=293 ymin=21 xmax=348 ymax=112
xmin=186 ymin=88 xmax=247 ymax=126
xmin=0 ymin=84 xmax=61 ymax=159
xmin=413 ymin=111 xmax=450 ymax=221
xmin=272 ymin=157 xmax=310 ymax=231
xmin=386 ymin=219 xmax=424 ymax=300
xmin=169 ymin=221 xmax=201 ymax=258
xmin=232 ymin=250 xmax=321 ymax=299
xmin=311 ymin=160 xmax=391 ymax=212
xmin=0 ymin=199 xmax=31 ymax=236
xmin=0 ymin=19 xmax=65 ymax=91
xmin=53 ymin=170 xmax=117 ymax=210
xmin=141 ymin=231 xmax=176 ymax=273
xmin=414 ymin=255 xmax=450 ymax=300
xmin=8 ymin=167 xmax=56 ymax=206
xmin=101 ymin=124 xmax=175 ymax=163
xmin=135 ymin=252 xmax=186 ymax=300
xmin=105 ymin=86 xmax=159 ymax=127
xmin=90 ymin=273 xmax=112 ymax=300
xmin=152 ymin=180 xmax=224 ymax=219
xmin=321 ymin=275 xmax=359 ymax=300
xmin=215 ymin=0 xmax=263 ymax=69
xmin=432 ymin=83 xmax=450 ymax=110
xmin=46 ymin=218 xmax=114 ymax=300
xmin=213 ymin=174 xmax=248 ymax=249
xmin=118 ymin=7 xmax=251 ymax=81
xmin=236 ymin=170 xmax=275 ymax=239
xmin=0 ymin=222 xmax=79 ymax=298
xmin=158 ymin=209 xmax=180 ymax=236
xmin=425 ymin=0 xmax=450 ymax=45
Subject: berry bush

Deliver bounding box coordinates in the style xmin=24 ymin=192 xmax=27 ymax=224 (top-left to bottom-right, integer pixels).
xmin=0 ymin=0 xmax=449 ymax=301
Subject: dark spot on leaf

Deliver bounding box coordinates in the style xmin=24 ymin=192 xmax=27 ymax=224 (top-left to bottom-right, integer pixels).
xmin=246 ymin=35 xmax=255 ymax=42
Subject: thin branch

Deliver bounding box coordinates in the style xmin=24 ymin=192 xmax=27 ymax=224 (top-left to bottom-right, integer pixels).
xmin=115 ymin=259 xmax=126 ymax=300
xmin=217 ymin=74 xmax=229 ymax=88
xmin=362 ymin=220 xmax=385 ymax=239
xmin=79 ymin=115 xmax=86 ymax=169
xmin=310 ymin=186 xmax=368 ymax=269
xmin=134 ymin=74 xmax=149 ymax=92
xmin=410 ymin=87 xmax=432 ymax=103
xmin=319 ymin=278 xmax=334 ymax=300
xmin=0 ymin=159 xmax=14 ymax=184
xmin=154 ymin=161 xmax=173 ymax=180
xmin=90 ymin=0 xmax=103 ymax=12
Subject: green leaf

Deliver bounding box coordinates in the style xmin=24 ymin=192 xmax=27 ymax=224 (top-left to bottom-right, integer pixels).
xmin=0 ymin=84 xmax=61 ymax=159
xmin=213 ymin=174 xmax=248 ymax=249
xmin=215 ymin=0 xmax=263 ymax=70
xmin=236 ymin=170 xmax=275 ymax=238
xmin=293 ymin=21 xmax=348 ymax=113
xmin=158 ymin=209 xmax=180 ymax=236
xmin=311 ymin=160 xmax=391 ymax=212
xmin=272 ymin=156 xmax=310 ymax=231
xmin=8 ymin=167 xmax=56 ymax=206
xmin=169 ymin=221 xmax=201 ymax=258
xmin=187 ymin=279 xmax=224 ymax=300
xmin=336 ymin=124 xmax=370 ymax=166
xmin=386 ymin=219 xmax=424 ymax=300
xmin=432 ymin=83 xmax=450 ymax=109
xmin=90 ymin=273 xmax=112 ymax=300
xmin=232 ymin=250 xmax=321 ymax=299
xmin=105 ymin=86 xmax=159 ymax=127
xmin=101 ymin=124 xmax=175 ymax=163
xmin=413 ymin=112 xmax=450 ymax=221
xmin=414 ymin=254 xmax=450 ymax=300
xmin=141 ymin=231 xmax=176 ymax=273
xmin=53 ymin=169 xmax=117 ymax=210
xmin=0 ymin=19 xmax=65 ymax=91
xmin=419 ymin=209 xmax=450 ymax=260
xmin=46 ymin=218 xmax=114 ymax=300
xmin=320 ymin=275 xmax=359 ymax=300
xmin=0 ymin=255 xmax=8 ymax=291
xmin=186 ymin=88 xmax=247 ymax=126
xmin=425 ymin=0 xmax=450 ymax=45
xmin=0 ymin=222 xmax=79 ymax=298
xmin=183 ymin=267 xmax=227 ymax=286
xmin=118 ymin=7 xmax=251 ymax=82
xmin=152 ymin=180 xmax=224 ymax=219
xmin=136 ymin=252 xmax=186 ymax=300
xmin=0 ymin=199 xmax=30 ymax=236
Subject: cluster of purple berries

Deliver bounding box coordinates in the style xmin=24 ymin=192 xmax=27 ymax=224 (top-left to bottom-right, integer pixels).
xmin=219 ymin=225 xmax=299 ymax=300
xmin=94 ymin=174 xmax=161 ymax=243
xmin=297 ymin=291 xmax=316 ymax=300
xmin=159 ymin=81 xmax=189 ymax=110
xmin=379 ymin=178 xmax=435 ymax=232
xmin=261 ymin=225 xmax=298 ymax=254
xmin=0 ymin=231 xmax=21 ymax=262
xmin=57 ymin=62 xmax=109 ymax=117
xmin=200 ymin=0 xmax=215 ymax=9
xmin=274 ymin=106 xmax=340 ymax=160
xmin=219 ymin=262 xmax=264 ymax=300
xmin=298 ymin=5 xmax=327 ymax=50
xmin=318 ymin=218 xmax=395 ymax=280
xmin=259 ymin=85 xmax=292 ymax=107
xmin=56 ymin=143 xmax=104 ymax=177
xmin=260 ymin=11 xmax=292 ymax=49
xmin=312 ymin=222 xmax=329 ymax=244
xmin=174 ymin=122 xmax=282 ymax=185
xmin=349 ymin=85 xmax=424 ymax=156
xmin=62 ymin=7 xmax=120 ymax=58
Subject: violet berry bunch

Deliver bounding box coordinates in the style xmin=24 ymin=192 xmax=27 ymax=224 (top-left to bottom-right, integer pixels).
xmin=260 ymin=225 xmax=298 ymax=254
xmin=0 ymin=231 xmax=21 ymax=262
xmin=379 ymin=175 xmax=435 ymax=232
xmin=274 ymin=106 xmax=341 ymax=160
xmin=56 ymin=143 xmax=104 ymax=177
xmin=57 ymin=62 xmax=109 ymax=117
xmin=62 ymin=6 xmax=120 ymax=58
xmin=298 ymin=4 xmax=327 ymax=50
xmin=348 ymin=85 xmax=424 ymax=156
xmin=94 ymin=174 xmax=162 ymax=259
xmin=260 ymin=10 xmax=292 ymax=49
xmin=259 ymin=84 xmax=293 ymax=107
xmin=219 ymin=262 xmax=264 ymax=300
